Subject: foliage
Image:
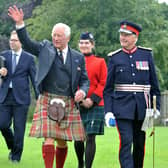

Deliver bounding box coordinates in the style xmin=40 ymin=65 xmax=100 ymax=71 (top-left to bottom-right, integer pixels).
xmin=24 ymin=0 xmax=168 ymax=90
xmin=0 ymin=0 xmax=30 ymax=35
xmin=1 ymin=0 xmax=168 ymax=89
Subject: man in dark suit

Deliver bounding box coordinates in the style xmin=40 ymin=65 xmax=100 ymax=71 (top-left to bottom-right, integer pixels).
xmin=0 ymin=30 xmax=38 ymax=163
xmin=8 ymin=5 xmax=89 ymax=168
xmin=103 ymin=21 xmax=160 ymax=168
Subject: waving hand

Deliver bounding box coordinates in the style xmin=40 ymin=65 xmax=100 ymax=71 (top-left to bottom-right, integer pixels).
xmin=8 ymin=5 xmax=24 ymax=25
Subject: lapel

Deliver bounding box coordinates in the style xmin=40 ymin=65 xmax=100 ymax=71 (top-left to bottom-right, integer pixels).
xmin=14 ymin=51 xmax=23 ymax=73
xmin=37 ymin=44 xmax=56 ymax=86
xmin=12 ymin=50 xmax=26 ymax=74
xmin=70 ymin=48 xmax=80 ymax=86
xmin=47 ymin=46 xmax=56 ymax=68
xmin=42 ymin=45 xmax=56 ymax=75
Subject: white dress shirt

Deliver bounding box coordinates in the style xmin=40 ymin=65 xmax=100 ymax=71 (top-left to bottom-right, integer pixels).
xmin=57 ymin=46 xmax=68 ymax=64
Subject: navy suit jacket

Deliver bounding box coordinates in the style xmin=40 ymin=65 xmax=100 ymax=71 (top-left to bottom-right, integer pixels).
xmin=16 ymin=27 xmax=89 ymax=96
xmin=0 ymin=50 xmax=37 ymax=105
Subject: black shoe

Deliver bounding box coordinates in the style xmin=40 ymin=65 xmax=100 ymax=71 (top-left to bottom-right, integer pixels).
xmin=8 ymin=152 xmax=20 ymax=164
xmin=8 ymin=152 xmax=12 ymax=160
xmin=10 ymin=159 xmax=19 ymax=164
xmin=78 ymin=164 xmax=84 ymax=168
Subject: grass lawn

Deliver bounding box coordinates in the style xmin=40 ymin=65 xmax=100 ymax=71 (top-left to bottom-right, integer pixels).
xmin=0 ymin=124 xmax=167 ymax=168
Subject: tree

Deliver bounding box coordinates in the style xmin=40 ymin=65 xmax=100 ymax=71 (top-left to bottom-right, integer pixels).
xmin=23 ymin=0 xmax=168 ymax=90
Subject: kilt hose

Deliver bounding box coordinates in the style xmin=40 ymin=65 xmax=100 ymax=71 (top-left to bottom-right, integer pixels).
xmin=29 ymin=92 xmax=86 ymax=141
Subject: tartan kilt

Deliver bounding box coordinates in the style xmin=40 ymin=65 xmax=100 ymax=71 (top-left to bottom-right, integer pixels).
xmin=80 ymin=106 xmax=105 ymax=135
xmin=29 ymin=92 xmax=85 ymax=141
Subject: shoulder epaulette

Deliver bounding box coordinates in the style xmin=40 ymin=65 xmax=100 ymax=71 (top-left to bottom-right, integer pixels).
xmin=138 ymin=46 xmax=152 ymax=51
xmin=107 ymin=48 xmax=122 ymax=57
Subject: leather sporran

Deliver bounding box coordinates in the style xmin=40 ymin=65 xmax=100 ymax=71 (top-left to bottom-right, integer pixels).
xmin=48 ymin=98 xmax=66 ymax=123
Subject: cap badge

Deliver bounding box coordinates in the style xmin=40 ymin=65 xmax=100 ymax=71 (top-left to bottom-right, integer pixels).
xmin=123 ymin=24 xmax=127 ymax=29
xmin=89 ymin=33 xmax=94 ymax=39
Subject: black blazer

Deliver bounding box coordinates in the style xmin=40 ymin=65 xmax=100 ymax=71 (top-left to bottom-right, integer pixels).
xmin=0 ymin=50 xmax=38 ymax=105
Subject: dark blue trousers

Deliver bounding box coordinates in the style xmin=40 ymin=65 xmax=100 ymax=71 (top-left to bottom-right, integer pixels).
xmin=0 ymin=89 xmax=29 ymax=161
xmin=116 ymin=119 xmax=145 ymax=168
xmin=1 ymin=128 xmax=14 ymax=150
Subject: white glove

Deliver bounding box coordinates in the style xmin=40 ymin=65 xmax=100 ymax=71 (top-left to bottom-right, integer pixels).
xmin=105 ymin=112 xmax=116 ymax=127
xmin=153 ymin=109 xmax=160 ymax=119
xmin=141 ymin=108 xmax=160 ymax=131
xmin=145 ymin=109 xmax=160 ymax=118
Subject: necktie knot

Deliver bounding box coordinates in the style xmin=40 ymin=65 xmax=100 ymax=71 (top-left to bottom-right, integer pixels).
xmin=59 ymin=50 xmax=62 ymax=56
xmin=58 ymin=50 xmax=64 ymax=63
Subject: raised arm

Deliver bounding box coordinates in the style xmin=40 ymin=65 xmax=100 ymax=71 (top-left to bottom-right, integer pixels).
xmin=8 ymin=5 xmax=40 ymax=56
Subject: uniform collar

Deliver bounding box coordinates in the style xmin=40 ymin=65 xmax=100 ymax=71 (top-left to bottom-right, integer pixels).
xmin=122 ymin=46 xmax=137 ymax=54
xmin=84 ymin=53 xmax=93 ymax=56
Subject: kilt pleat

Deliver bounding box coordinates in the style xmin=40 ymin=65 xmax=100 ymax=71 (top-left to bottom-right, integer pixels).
xmin=80 ymin=106 xmax=105 ymax=135
xmin=29 ymin=92 xmax=85 ymax=141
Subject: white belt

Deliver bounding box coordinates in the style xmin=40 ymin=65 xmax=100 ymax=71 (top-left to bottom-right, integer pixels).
xmin=115 ymin=84 xmax=151 ymax=108
xmin=115 ymin=84 xmax=151 ymax=93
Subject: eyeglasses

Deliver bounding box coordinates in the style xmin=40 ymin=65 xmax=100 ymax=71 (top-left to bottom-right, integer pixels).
xmin=10 ymin=39 xmax=19 ymax=42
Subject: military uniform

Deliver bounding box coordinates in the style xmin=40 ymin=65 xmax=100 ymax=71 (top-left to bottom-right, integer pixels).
xmin=103 ymin=21 xmax=160 ymax=168
xmin=105 ymin=46 xmax=160 ymax=120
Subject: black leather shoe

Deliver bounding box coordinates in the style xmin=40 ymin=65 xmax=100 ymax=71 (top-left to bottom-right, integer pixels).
xmin=8 ymin=152 xmax=12 ymax=160
xmin=78 ymin=164 xmax=84 ymax=168
xmin=8 ymin=152 xmax=20 ymax=164
xmin=10 ymin=159 xmax=19 ymax=164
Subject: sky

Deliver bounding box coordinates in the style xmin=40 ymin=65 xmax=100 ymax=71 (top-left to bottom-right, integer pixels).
xmin=158 ymin=0 xmax=168 ymax=4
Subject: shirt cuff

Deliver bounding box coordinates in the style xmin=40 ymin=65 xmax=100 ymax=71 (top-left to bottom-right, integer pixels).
xmin=90 ymin=93 xmax=101 ymax=104
xmin=16 ymin=23 xmax=25 ymax=29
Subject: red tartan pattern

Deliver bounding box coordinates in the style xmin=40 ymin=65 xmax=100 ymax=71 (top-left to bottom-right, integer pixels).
xmin=29 ymin=92 xmax=85 ymax=141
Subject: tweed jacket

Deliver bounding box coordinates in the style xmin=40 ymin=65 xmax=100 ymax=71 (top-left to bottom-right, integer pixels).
xmin=16 ymin=27 xmax=89 ymax=96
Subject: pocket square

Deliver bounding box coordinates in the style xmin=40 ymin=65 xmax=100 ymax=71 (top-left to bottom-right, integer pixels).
xmin=75 ymin=59 xmax=79 ymax=63
xmin=77 ymin=66 xmax=81 ymax=71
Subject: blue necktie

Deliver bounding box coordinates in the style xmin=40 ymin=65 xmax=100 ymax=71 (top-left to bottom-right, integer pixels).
xmin=12 ymin=53 xmax=17 ymax=73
